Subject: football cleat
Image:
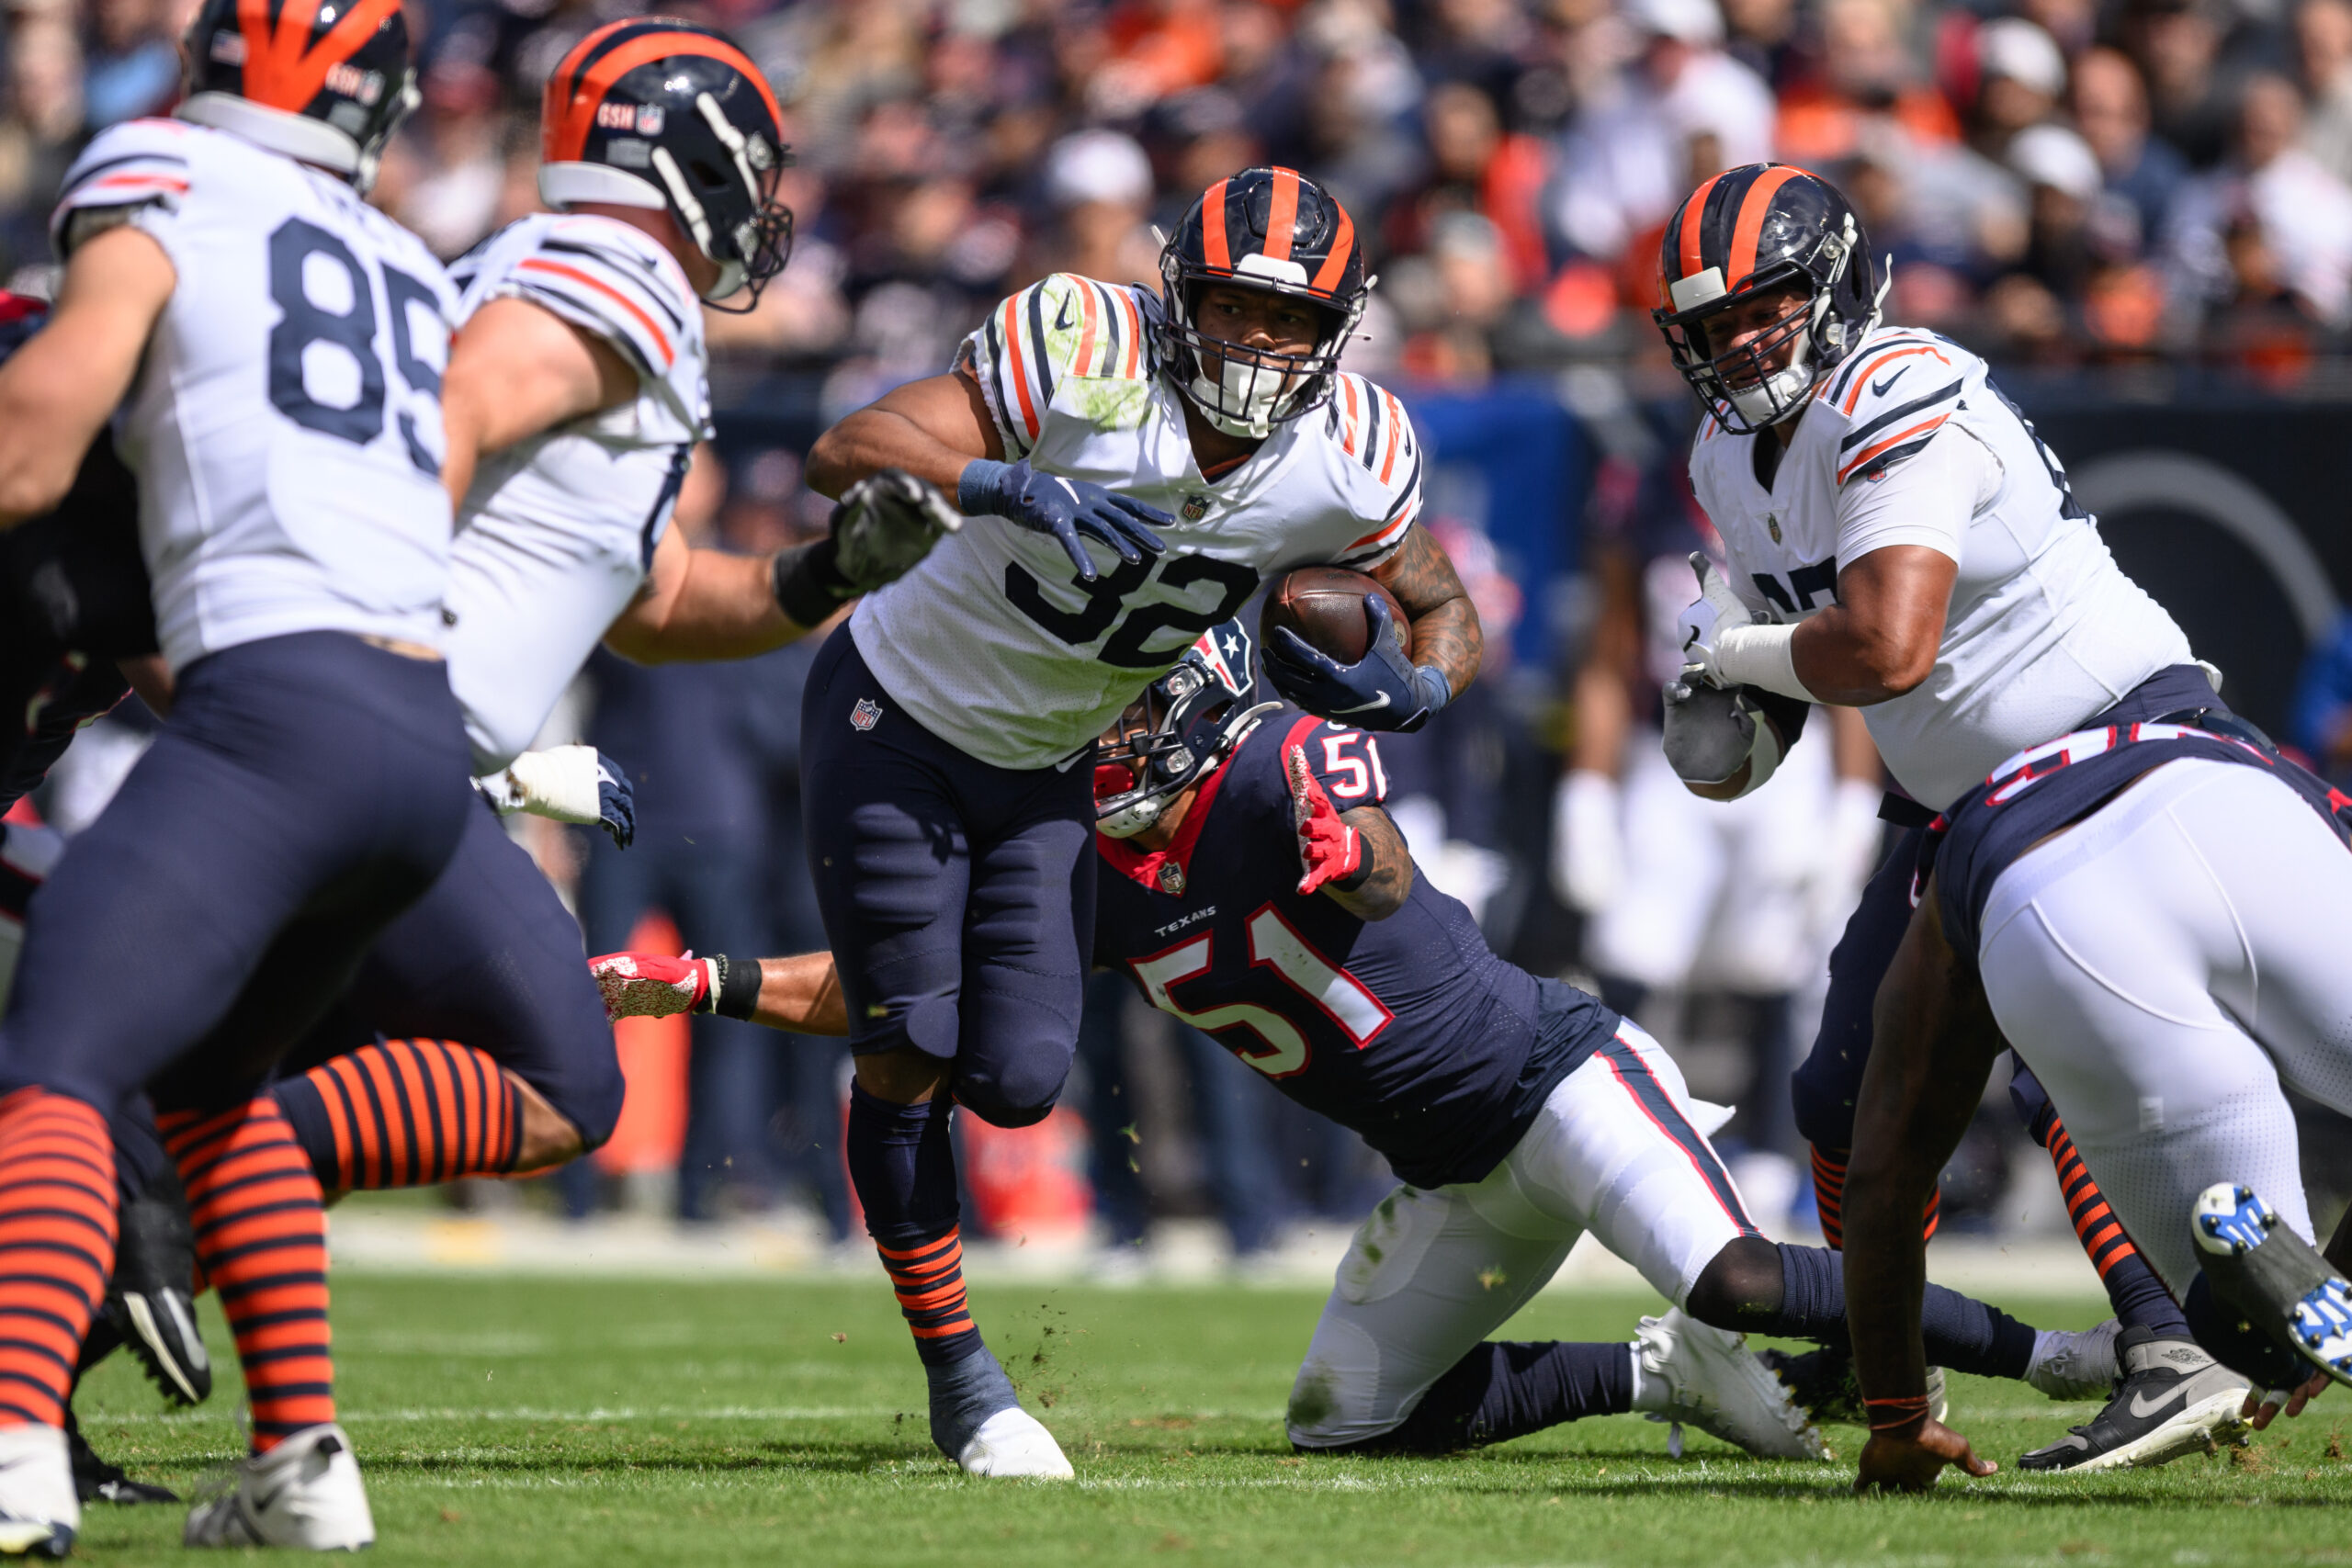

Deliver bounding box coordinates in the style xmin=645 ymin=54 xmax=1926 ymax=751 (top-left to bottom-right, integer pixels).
xmin=0 ymin=1425 xmax=76 ymax=1558
xmin=107 ymin=1194 xmax=210 ymax=1408
xmin=183 ymin=1424 xmax=373 ymax=1551
xmin=1758 ymin=1343 xmax=1947 ymax=1426
xmin=2016 ymin=1325 xmax=2251 ymax=1472
xmin=953 ymin=1408 xmax=1075 ymax=1479
xmin=66 ymin=1412 xmax=175 ymax=1506
xmin=2193 ymin=1182 xmax=2352 ymax=1387
xmin=2026 ymin=1317 xmax=2122 ymax=1401
xmin=1637 ymin=1309 xmax=1827 ymax=1461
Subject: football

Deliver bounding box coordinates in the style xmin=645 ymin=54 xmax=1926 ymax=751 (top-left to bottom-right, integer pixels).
xmin=1260 ymin=566 xmax=1409 ymax=665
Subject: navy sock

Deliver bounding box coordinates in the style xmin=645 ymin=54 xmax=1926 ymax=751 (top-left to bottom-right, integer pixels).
xmin=1772 ymin=1243 xmax=2036 ymax=1381
xmin=925 ymin=1338 xmax=1021 ymax=1460
xmin=845 ymin=1084 xmax=982 ymax=1368
xmin=1308 ymin=1341 xmax=1633 ymax=1454
xmin=107 ymin=1100 xmax=179 ymax=1206
xmin=2104 ymin=1247 xmax=2193 ymax=1339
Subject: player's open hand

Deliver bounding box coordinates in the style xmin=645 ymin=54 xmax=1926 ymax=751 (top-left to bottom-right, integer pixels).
xmin=956 ymin=457 xmax=1169 ymax=581
xmin=1285 ymin=741 xmax=1363 ymax=894
xmin=1853 ymin=1421 xmax=1996 ymax=1493
xmin=589 ymin=951 xmax=718 ymax=1021
xmin=2246 ymin=1371 xmax=2332 ymax=1429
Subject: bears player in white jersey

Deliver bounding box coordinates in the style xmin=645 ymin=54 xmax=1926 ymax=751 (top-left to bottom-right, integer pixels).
xmin=0 ymin=0 xmax=471 ymax=1551
xmin=1838 ymin=717 xmax=2352 ymax=1489
xmin=792 ymin=166 xmax=1480 ymax=1476
xmin=1648 ymin=163 xmax=2254 ymax=1471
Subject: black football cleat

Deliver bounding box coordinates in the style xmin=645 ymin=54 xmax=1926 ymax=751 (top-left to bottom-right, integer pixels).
xmin=64 ymin=1413 xmax=175 ymax=1506
xmin=106 ymin=1196 xmax=209 ymax=1408
xmin=2016 ymin=1325 xmax=2250 ymax=1472
xmin=2193 ymin=1182 xmax=2352 ymax=1389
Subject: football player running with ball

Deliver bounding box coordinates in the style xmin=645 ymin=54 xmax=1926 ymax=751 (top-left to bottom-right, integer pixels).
xmin=597 ymin=626 xmax=2126 ymax=1465
xmin=1649 ymin=164 xmax=2253 ymax=1471
xmin=791 ymin=167 xmax=1478 ymax=1476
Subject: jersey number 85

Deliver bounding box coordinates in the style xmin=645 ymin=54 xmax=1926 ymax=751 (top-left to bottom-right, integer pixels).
xmin=266 ymin=218 xmax=446 ymax=479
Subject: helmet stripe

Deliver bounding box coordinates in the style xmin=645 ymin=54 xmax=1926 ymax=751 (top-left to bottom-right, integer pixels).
xmin=1263 ymin=167 xmax=1299 ymax=262
xmin=545 ymin=28 xmax=781 ymax=164
xmin=1676 ymin=169 xmax=1726 ymax=281
xmin=1202 ymin=178 xmax=1231 ymax=270
xmin=238 ymin=0 xmax=404 ymax=115
xmin=1727 ymin=164 xmax=1802 ymax=289
xmin=1309 ymin=200 xmax=1354 ymax=294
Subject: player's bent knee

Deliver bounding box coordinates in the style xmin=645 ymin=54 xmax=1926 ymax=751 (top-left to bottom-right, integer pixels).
xmin=852 ymin=1045 xmax=953 ymax=1106
xmin=1685 ymin=1235 xmax=1784 ymax=1332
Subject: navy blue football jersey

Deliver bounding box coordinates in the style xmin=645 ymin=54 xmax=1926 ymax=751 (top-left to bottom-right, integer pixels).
xmin=1094 ymin=708 xmax=1619 ymax=1189
xmin=1925 ymin=717 xmax=2352 ymax=956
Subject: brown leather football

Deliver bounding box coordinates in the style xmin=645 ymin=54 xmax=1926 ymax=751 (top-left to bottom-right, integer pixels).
xmin=1260 ymin=567 xmax=1409 ymax=665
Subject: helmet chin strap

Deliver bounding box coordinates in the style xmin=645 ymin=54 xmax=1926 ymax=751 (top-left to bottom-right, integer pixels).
xmin=1729 ymin=330 xmax=1814 ymax=428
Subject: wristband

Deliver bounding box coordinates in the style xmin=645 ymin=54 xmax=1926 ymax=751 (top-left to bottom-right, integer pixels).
xmin=1411 ymin=665 xmax=1451 ymax=720
xmin=772 ymin=536 xmax=854 ymax=628
xmin=1714 ymin=622 xmax=1812 ymax=704
xmin=956 ymin=458 xmax=1014 ymax=515
xmin=1333 ymin=834 xmax=1376 ymax=892
xmin=1863 ymin=1394 xmax=1932 ymax=1436
xmin=707 ymin=954 xmax=763 ymax=1021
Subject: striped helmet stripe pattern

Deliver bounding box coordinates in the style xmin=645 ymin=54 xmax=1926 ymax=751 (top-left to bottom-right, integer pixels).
xmin=1201 ymin=177 xmax=1231 ymax=270
xmin=1669 ymin=163 xmax=1832 ymax=292
xmin=1262 ymin=169 xmax=1299 ymax=263
xmin=237 ymin=0 xmax=403 ymax=113
xmin=544 ymin=18 xmax=780 ymax=164
xmin=1726 ymin=164 xmax=1804 ymax=288
xmin=1310 ymin=203 xmax=1354 ymax=291
xmin=1675 ymin=169 xmax=1728 ymax=280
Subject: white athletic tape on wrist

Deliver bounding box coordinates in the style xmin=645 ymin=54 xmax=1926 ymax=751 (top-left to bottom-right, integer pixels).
xmin=1713 ymin=622 xmax=1812 ymax=704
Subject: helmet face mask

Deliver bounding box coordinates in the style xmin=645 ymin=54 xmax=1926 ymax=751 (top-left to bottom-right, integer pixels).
xmin=1652 ymin=164 xmax=1889 ymax=434
xmin=1094 ymin=622 xmax=1279 ymax=839
xmin=175 ymin=0 xmax=420 ymax=196
xmin=1159 ymin=168 xmax=1369 ymax=441
xmin=539 ymin=21 xmax=795 ymax=310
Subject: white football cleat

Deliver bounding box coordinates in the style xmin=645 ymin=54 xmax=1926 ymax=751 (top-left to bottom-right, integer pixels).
xmin=955 ymin=1408 xmax=1075 ymax=1478
xmin=1638 ymin=1309 xmax=1828 ymax=1461
xmin=2027 ymin=1317 xmax=2123 ymax=1402
xmin=184 ymin=1424 xmax=374 ymax=1551
xmin=0 ymin=1424 xmax=75 ymax=1558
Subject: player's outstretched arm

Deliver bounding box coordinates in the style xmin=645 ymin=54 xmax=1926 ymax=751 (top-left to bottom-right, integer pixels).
xmin=1845 ymin=882 xmax=2004 ymax=1493
xmin=806 ymin=368 xmax=1001 ymax=499
xmin=440 ymin=296 xmax=638 ymax=512
xmin=0 ymin=225 xmax=172 ymax=528
xmin=591 ymin=949 xmax=846 ymax=1035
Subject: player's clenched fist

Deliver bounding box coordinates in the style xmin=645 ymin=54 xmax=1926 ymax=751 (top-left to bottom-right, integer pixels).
xmin=956 ymin=457 xmax=1170 ymax=581
xmin=1285 ymin=742 xmax=1363 ymax=894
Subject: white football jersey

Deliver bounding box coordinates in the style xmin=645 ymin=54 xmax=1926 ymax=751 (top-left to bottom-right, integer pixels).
xmin=1688 ymin=324 xmax=2192 ymax=808
xmin=853 ymin=274 xmax=1423 ymax=770
xmin=52 ymin=119 xmax=458 ymax=673
xmin=440 ymin=213 xmax=710 ymax=772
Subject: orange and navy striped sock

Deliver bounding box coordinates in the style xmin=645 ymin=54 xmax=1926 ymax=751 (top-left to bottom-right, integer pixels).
xmin=2039 ymin=1108 xmax=2190 ymax=1336
xmin=845 ymin=1086 xmax=981 ymax=1366
xmin=0 ymin=1088 xmax=115 ymax=1429
xmin=269 ymin=1038 xmax=522 ymax=1190
xmin=1811 ymin=1144 xmax=1940 ymax=1249
xmin=161 ymin=1097 xmax=332 ymax=1453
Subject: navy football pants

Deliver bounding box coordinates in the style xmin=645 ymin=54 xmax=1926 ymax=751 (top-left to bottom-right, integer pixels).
xmin=0 ymin=632 xmax=473 ymax=1115
xmin=281 ymin=794 xmax=625 ymax=1147
xmin=800 ymin=632 xmax=1093 ymax=1127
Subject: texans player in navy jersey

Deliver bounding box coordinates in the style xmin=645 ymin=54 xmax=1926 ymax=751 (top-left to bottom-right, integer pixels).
xmin=1838 ymin=715 xmax=2352 ymax=1492
xmin=598 ymin=625 xmax=2124 ymax=1464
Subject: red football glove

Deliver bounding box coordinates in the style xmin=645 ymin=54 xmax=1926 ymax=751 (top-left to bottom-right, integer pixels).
xmin=1286 ymin=741 xmax=1363 ymax=895
xmin=589 ymin=951 xmax=718 ymax=1021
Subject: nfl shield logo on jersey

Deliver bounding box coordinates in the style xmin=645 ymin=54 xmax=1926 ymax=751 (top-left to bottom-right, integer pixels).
xmin=851 ymin=698 xmax=883 ymax=731
xmin=1157 ymin=863 xmax=1186 ymax=895
xmin=1182 ymin=493 xmax=1211 ymax=523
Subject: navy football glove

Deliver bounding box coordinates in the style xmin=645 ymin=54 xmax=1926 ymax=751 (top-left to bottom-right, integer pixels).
xmin=957 ymin=457 xmax=1170 ymax=581
xmin=1263 ymin=595 xmax=1451 ymax=734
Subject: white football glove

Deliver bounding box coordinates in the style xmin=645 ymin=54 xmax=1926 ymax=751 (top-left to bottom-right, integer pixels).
xmin=1662 ymin=675 xmax=1775 ymax=788
xmin=475 ymin=745 xmax=636 ymax=848
xmin=1674 ymin=551 xmax=1757 ymax=689
xmin=834 ymin=469 xmax=962 ymax=592
xmin=1550 ymin=771 xmax=1625 ymax=913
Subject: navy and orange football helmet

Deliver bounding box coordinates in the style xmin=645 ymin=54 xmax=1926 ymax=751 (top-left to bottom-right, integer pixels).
xmin=539 ymin=18 xmax=793 ymax=310
xmin=1159 ymin=166 xmax=1369 ymax=439
xmin=1652 ymin=164 xmax=1889 ymax=433
xmin=177 ymin=0 xmax=420 ymax=195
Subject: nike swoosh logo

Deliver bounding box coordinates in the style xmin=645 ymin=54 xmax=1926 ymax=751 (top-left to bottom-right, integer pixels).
xmin=1055 ymin=296 xmax=1076 ymax=332
xmin=2130 ymin=1383 xmax=2189 ymax=1419
xmin=1332 ymin=694 xmax=1391 ymax=714
xmin=1871 ymin=367 xmax=1908 ymax=397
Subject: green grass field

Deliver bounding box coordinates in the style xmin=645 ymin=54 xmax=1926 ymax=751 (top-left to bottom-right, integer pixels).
xmin=62 ymin=1272 xmax=2352 ymax=1566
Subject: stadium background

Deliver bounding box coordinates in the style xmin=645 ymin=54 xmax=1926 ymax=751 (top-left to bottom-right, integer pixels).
xmin=8 ymin=0 xmax=2352 ymax=1269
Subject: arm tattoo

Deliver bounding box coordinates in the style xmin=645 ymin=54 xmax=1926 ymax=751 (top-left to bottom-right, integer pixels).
xmin=1329 ymin=805 xmax=1413 ymax=919
xmin=1368 ymin=523 xmax=1482 ymax=698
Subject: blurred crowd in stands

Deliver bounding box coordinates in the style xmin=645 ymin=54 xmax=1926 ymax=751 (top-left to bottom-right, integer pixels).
xmin=21 ymin=0 xmax=2352 ymax=1260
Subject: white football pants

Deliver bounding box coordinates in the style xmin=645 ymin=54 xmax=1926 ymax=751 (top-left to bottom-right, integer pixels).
xmin=1286 ymin=1022 xmax=1757 ymax=1447
xmin=1978 ymin=758 xmax=2352 ymax=1294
